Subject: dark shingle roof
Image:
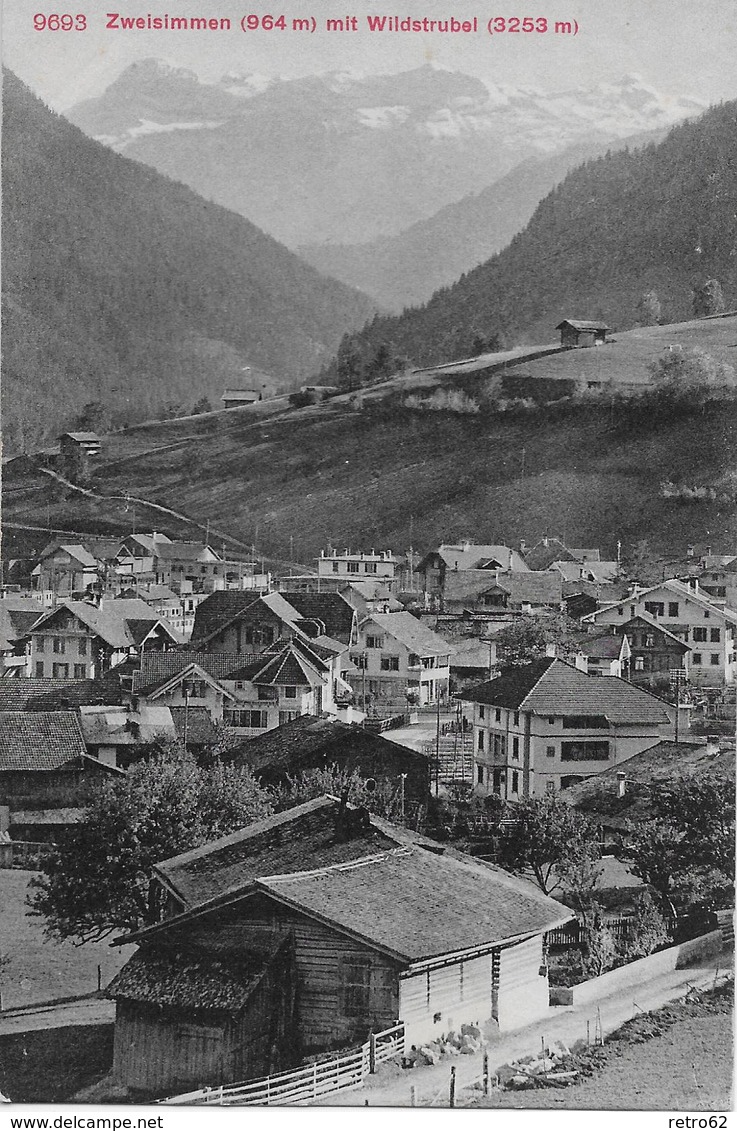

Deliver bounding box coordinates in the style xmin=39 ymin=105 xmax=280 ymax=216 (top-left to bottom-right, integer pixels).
xmin=462 ymin=658 xmax=671 ymax=724
xmin=563 ymin=741 xmax=735 ymax=827
xmin=190 ymin=592 xmax=261 ymax=644
xmin=261 ymin=842 xmax=568 ymax=962
xmin=522 ymin=539 xmax=578 ymax=571
xmin=0 ymin=712 xmax=87 ymax=770
xmin=106 ymin=948 xmax=266 ymax=1012
xmin=225 ymin=714 xmax=424 ymax=779
xmin=556 ymin=320 xmax=611 ymax=332
xmin=279 ymin=592 xmax=356 ymax=644
xmin=132 ymin=652 xmax=261 ymax=692
xmin=155 ymin=797 xmax=398 ymax=910
xmin=0 ymin=677 xmax=123 ymax=711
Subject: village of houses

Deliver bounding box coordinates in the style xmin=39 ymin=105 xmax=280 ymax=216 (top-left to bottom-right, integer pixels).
xmin=0 ymin=504 xmax=734 ymax=1107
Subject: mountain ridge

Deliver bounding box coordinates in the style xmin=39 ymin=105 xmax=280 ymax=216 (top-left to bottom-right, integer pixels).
xmin=1 ymin=70 xmax=376 ymax=454
xmin=67 ymin=62 xmax=706 ymax=247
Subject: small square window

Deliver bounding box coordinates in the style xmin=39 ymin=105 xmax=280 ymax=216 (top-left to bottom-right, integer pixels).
xmin=710 ymin=654 xmax=720 ymax=665
xmin=546 ymin=745 xmax=555 ymax=758
xmin=693 ymin=653 xmax=702 ymax=665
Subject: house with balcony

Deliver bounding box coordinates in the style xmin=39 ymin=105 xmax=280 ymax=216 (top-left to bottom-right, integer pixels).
xmin=462 ymin=657 xmax=676 ymax=801
xmin=349 ymin=611 xmax=452 ymax=709
xmin=27 ymin=598 xmax=181 ymax=680
xmin=582 ymin=579 xmax=737 ymax=687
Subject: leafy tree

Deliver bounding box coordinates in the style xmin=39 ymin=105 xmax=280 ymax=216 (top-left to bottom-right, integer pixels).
xmin=269 ymin=765 xmax=407 ymax=823
xmin=621 ymin=775 xmax=735 ymax=918
xmin=693 ymin=278 xmax=725 ymax=318
xmin=494 ymin=613 xmax=582 ymax=668
xmin=620 ymin=892 xmax=670 ymax=961
xmin=192 ymin=396 xmax=212 ymax=415
xmin=28 ymin=748 xmax=273 ymax=943
xmin=637 ymin=290 xmax=662 ymax=326
xmin=579 ymin=904 xmax=617 ymax=977
xmin=496 ymin=795 xmax=601 ymax=895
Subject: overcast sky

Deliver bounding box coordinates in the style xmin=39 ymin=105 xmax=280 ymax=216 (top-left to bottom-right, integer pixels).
xmin=4 ymin=0 xmax=736 ymax=110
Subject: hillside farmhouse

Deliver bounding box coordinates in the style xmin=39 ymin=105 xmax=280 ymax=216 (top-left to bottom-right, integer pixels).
xmin=462 ymin=657 xmax=676 ymax=799
xmin=556 ymin=319 xmax=610 ymax=348
xmin=108 ymin=797 xmax=568 ymax=1095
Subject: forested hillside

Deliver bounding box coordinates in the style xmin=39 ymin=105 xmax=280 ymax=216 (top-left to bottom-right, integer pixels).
xmin=298 ymin=131 xmax=668 ymax=312
xmin=323 ymin=101 xmax=737 ymax=377
xmin=1 ymin=71 xmax=375 ymax=453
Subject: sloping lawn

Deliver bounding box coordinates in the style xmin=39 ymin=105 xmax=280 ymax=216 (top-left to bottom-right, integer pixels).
xmin=0 ymin=870 xmax=132 ymax=1009
xmin=477 ymin=985 xmax=733 ymax=1110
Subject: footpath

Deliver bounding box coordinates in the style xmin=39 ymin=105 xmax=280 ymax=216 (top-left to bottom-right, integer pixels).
xmin=317 ymin=951 xmax=732 ymax=1107
xmin=0 ymin=995 xmax=115 ymax=1035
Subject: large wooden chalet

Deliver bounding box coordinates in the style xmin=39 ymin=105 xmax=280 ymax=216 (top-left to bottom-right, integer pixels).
xmin=109 ymin=797 xmax=568 ymax=1096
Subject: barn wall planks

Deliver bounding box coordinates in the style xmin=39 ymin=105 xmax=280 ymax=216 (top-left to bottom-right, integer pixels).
xmin=496 ymin=934 xmax=549 ymax=1032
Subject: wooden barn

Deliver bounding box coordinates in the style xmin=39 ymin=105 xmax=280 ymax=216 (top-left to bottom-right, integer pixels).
xmin=106 ymin=934 xmax=297 ymax=1098
xmin=556 ymin=319 xmax=610 ymax=348
xmin=113 ymin=797 xmax=568 ymax=1091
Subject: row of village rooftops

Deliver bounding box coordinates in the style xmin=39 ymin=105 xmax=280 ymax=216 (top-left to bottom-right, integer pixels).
xmin=3 ymin=537 xmax=736 ymax=692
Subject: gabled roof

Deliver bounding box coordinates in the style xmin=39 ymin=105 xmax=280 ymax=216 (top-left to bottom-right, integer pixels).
xmin=362 ymin=612 xmax=452 ymax=657
xmin=619 ymin=613 xmax=691 ymax=651
xmin=0 ymin=597 xmax=46 ymax=650
xmin=521 ymin=538 xmax=578 ymax=571
xmin=556 ymin=320 xmax=611 ymax=332
xmin=131 ymin=798 xmax=567 ymax=963
xmin=443 ymin=570 xmax=563 ymax=607
xmin=154 ymin=541 xmax=219 ymax=563
xmin=224 ymin=714 xmax=423 ymax=777
xmin=552 ymin=561 xmax=619 ymax=584
xmin=36 ymin=543 xmax=99 ymax=569
xmin=461 ymin=657 xmax=671 ymax=724
xmin=191 ymin=592 xmax=290 ymax=646
xmin=30 ymin=600 xmax=181 ymax=649
xmin=132 ymin=652 xmax=260 ymax=692
xmin=421 ymin=544 xmax=528 ymax=574
xmin=0 ymin=712 xmax=87 ymax=770
xmin=153 ymin=796 xmax=397 ymax=911
xmin=229 ymin=642 xmax=326 ymax=688
xmin=278 ymin=591 xmax=356 ymax=643
xmin=62 ymin=431 xmax=100 ymax=442
xmin=137 ymin=662 xmax=236 ymax=701
xmin=585 ymin=579 xmax=737 ymax=627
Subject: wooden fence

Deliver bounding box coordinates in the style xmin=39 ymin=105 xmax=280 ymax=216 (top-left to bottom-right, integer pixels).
xmin=0 ymin=841 xmax=50 ymax=869
xmin=546 ymin=915 xmax=677 ymax=949
xmin=161 ymin=1023 xmax=405 ymax=1106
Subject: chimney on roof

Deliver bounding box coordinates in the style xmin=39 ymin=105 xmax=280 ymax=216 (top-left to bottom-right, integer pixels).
xmin=545 ymin=642 xmax=557 ymax=658
xmin=333 ymin=793 xmax=371 ymax=843
xmin=520 ymin=539 xmax=527 ymax=553
xmin=705 ymin=544 xmax=712 ymax=557
xmin=616 ymin=772 xmax=626 ymax=798
xmin=687 ymin=544 xmax=695 ymax=558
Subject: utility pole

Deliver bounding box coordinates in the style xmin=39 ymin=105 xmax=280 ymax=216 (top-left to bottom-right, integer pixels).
xmin=435 ymin=691 xmax=441 ymax=797
xmin=183 ymin=689 xmax=189 ymax=750
xmin=399 ymin=773 xmax=406 ymax=819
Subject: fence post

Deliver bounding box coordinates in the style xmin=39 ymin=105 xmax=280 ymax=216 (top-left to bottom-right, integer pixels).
xmin=410 ymin=1085 xmax=416 ymax=1107
xmin=449 ymin=1066 xmax=456 ymax=1108
xmin=369 ymin=1031 xmax=376 ymax=1074
xmin=483 ymin=1051 xmax=489 ymax=1095
xmin=97 ymin=964 xmax=102 ymax=993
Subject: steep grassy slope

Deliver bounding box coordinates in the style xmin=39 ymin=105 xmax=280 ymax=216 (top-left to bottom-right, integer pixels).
xmin=6 ymin=395 xmax=736 ymax=565
xmin=322 ymin=101 xmax=737 ymax=374
xmin=1 ymin=71 xmax=375 ymax=453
